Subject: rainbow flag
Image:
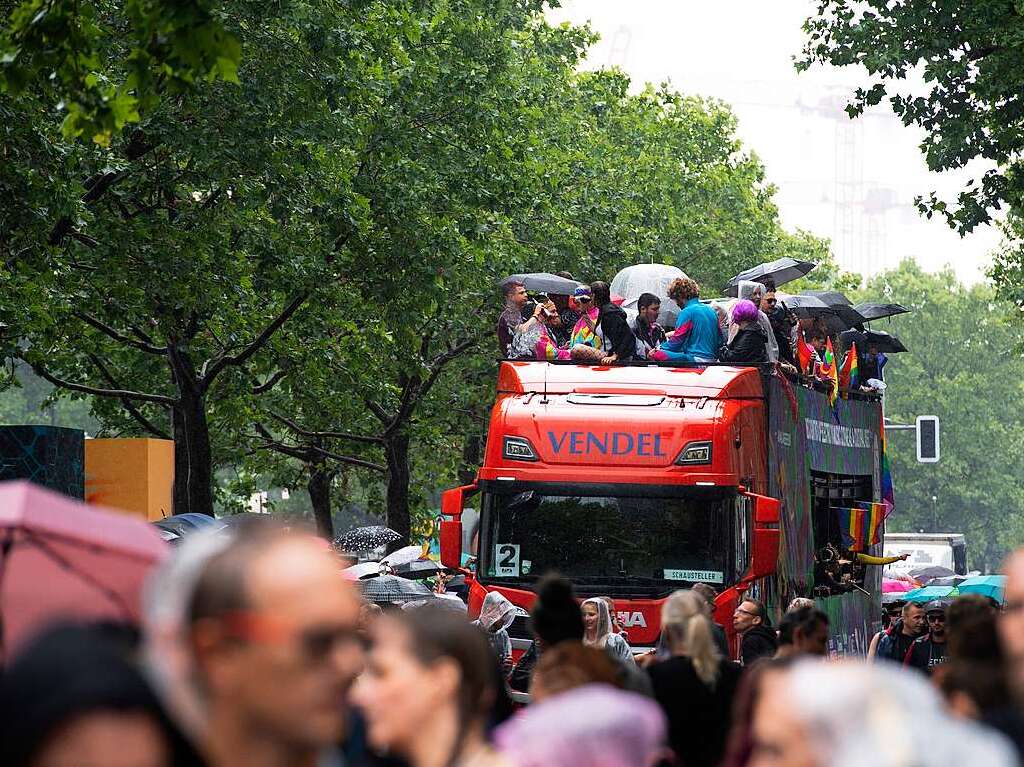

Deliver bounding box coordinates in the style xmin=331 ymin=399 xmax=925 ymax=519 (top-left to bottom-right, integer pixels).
xmin=839 ymin=342 xmax=859 ymax=390
xmin=880 ymin=411 xmax=895 ymax=510
xmin=835 ymin=501 xmax=888 ymax=552
xmin=819 ymin=337 xmax=839 ymax=405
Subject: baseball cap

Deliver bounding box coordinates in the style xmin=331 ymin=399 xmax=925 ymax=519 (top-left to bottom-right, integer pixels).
xmin=924 ymin=599 xmax=951 ymax=614
xmin=574 ymin=286 xmax=592 ymax=300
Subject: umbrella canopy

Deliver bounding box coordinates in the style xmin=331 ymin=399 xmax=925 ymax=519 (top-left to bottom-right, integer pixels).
xmin=777 ymin=293 xmax=832 ymax=319
xmin=333 ymin=525 xmax=401 ymax=554
xmin=854 ymin=301 xmax=910 ymax=322
xmin=358 ymin=574 xmax=434 ymax=605
xmin=152 ymin=513 xmax=225 ymax=539
xmin=958 ymin=574 xmax=1006 ymax=604
xmin=882 ymin=577 xmax=914 ymax=594
xmin=863 ymin=329 xmax=908 ymax=354
xmin=908 ymin=565 xmax=956 ymax=584
xmin=500 ymin=273 xmax=582 ymax=296
xmin=724 ymin=258 xmax=816 ymax=297
xmin=392 ymin=558 xmax=453 ymax=579
xmin=401 ymin=594 xmax=468 ymax=613
xmin=382 ymin=544 xmax=427 ymax=567
xmin=803 ymin=289 xmax=854 ymax=307
xmin=0 ymin=480 xmax=169 ymax=659
xmin=610 ymin=263 xmax=687 ymax=327
xmin=903 ymin=585 xmax=959 ymax=604
xmin=928 ymin=575 xmax=970 ymax=588
xmin=342 ymin=561 xmax=383 ymax=580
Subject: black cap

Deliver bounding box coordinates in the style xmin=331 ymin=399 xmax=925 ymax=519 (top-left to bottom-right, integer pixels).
xmin=925 ymin=599 xmax=952 ymax=614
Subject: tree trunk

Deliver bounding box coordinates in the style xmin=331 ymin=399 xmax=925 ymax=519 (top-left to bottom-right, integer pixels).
xmin=171 ymin=406 xmax=189 ymax=515
xmin=307 ymin=464 xmax=335 ymax=540
xmin=384 ymin=431 xmax=411 ymax=544
xmin=169 ymin=349 xmax=215 ymax=516
xmin=174 ymin=387 xmax=215 ymax=516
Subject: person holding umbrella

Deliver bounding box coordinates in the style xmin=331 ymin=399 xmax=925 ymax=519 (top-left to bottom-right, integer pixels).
xmin=497 ymin=280 xmax=545 ymax=358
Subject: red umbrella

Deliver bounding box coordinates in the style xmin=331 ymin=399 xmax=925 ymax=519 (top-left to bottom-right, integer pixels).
xmin=0 ymin=480 xmax=169 ymax=660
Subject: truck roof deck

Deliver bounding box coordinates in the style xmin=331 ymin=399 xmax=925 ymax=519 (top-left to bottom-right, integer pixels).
xmin=496 ymin=360 xmax=766 ymax=399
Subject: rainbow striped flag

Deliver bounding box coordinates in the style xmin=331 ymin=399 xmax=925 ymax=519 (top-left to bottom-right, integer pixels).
xmin=880 ymin=411 xmax=895 ymax=510
xmin=835 ymin=501 xmax=888 ymax=552
xmin=839 ymin=342 xmax=859 ymax=391
xmin=819 ymin=337 xmax=839 ymax=405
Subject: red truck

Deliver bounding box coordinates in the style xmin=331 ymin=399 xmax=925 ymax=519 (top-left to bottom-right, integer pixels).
xmin=439 ymin=360 xmax=887 ymax=657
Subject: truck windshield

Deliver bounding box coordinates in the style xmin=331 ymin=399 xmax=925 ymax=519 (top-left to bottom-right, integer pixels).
xmin=479 ymin=487 xmax=735 ymax=595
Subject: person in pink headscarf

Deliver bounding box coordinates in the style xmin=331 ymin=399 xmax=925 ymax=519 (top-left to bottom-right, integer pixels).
xmin=494 ymin=684 xmax=667 ymax=767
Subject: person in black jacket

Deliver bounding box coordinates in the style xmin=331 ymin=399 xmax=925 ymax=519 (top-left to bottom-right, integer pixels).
xmin=592 ymin=280 xmax=637 ymax=364
xmin=646 ymin=591 xmax=742 ymax=767
xmin=733 ymin=597 xmax=777 ymax=666
xmin=718 ymin=299 xmax=769 ymax=364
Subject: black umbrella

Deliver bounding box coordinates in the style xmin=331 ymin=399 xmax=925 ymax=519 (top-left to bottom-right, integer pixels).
xmin=392 ymin=559 xmax=456 ymax=580
xmin=333 ymin=525 xmax=402 ymax=554
xmin=777 ymin=294 xmax=831 ymax=318
xmin=724 ymin=258 xmax=816 ymax=297
xmin=864 ymin=329 xmax=908 ymax=353
xmin=358 ymin=574 xmax=434 ymax=605
xmin=803 ymin=289 xmax=854 ymax=307
xmin=908 ymin=565 xmax=955 ymax=584
xmin=500 ymin=273 xmax=582 ymax=296
xmin=798 ymin=291 xmax=866 ymax=332
xmin=854 ymin=302 xmax=910 ymax=322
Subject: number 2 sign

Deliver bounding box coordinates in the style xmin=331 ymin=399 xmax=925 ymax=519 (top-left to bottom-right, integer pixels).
xmin=494 ymin=543 xmax=521 ymax=577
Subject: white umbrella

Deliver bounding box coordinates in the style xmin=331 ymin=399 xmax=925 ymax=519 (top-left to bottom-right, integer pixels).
xmin=610 ymin=263 xmax=687 ymax=327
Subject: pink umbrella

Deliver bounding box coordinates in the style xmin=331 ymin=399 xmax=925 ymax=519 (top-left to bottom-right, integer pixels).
xmin=0 ymin=480 xmax=169 ymax=660
xmin=882 ymin=577 xmax=914 ymax=593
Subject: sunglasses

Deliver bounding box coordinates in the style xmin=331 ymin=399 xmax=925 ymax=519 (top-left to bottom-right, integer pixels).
xmin=765 ymin=298 xmax=777 ymax=305
xmin=223 ymin=612 xmax=363 ymax=662
xmin=927 ymin=614 xmax=946 ymax=623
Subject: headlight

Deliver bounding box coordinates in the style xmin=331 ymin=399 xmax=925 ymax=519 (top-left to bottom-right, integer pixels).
xmin=675 ymin=440 xmax=712 ymax=465
xmin=503 ymin=436 xmax=538 ymax=462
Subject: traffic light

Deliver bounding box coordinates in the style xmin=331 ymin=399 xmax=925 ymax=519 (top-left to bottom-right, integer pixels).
xmin=916 ymin=415 xmax=940 ymax=463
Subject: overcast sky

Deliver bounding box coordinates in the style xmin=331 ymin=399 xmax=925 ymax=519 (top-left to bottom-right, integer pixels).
xmin=548 ymin=1 xmax=1001 ymax=285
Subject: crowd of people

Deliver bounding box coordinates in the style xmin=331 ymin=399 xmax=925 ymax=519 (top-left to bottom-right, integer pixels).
xmin=3 ymin=521 xmax=1024 ymax=767
xmin=497 ymin=274 xmax=888 ymax=393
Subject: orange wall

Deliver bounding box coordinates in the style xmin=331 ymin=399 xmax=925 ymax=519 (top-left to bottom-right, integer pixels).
xmin=85 ymin=439 xmax=174 ymax=521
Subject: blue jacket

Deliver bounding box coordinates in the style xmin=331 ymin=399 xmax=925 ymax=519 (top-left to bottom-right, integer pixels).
xmin=659 ymin=298 xmax=720 ymax=361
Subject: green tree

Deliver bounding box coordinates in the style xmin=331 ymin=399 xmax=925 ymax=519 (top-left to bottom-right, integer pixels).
xmin=798 ymin=0 xmax=1024 ymax=235
xmin=861 ymin=260 xmax=1024 ymax=571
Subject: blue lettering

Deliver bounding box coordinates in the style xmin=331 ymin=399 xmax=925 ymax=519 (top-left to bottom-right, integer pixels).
xmin=568 ymin=432 xmax=583 ymax=455
xmin=548 ymin=432 xmax=568 ymax=454
xmin=636 ymin=433 xmax=651 ymax=456
xmin=586 ymin=432 xmax=608 ymax=455
xmin=611 ymin=432 xmax=634 ymax=455
xmin=653 ymin=434 xmax=666 ymax=457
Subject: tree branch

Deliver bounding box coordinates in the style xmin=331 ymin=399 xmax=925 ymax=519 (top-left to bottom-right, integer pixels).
xmin=87 ymin=354 xmax=171 ymax=439
xmin=269 ymin=411 xmax=384 ymax=444
xmin=203 ymin=292 xmax=310 ymax=385
xmin=416 ymin=338 xmax=478 ymax=406
xmin=74 ymin=311 xmax=168 ymax=354
xmin=308 ymin=444 xmax=386 ymax=473
xmin=30 ymin=362 xmax=177 ymax=405
xmin=252 ymin=370 xmax=288 ymax=395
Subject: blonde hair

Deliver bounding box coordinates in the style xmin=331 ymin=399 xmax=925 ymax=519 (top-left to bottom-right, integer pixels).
xmin=667 ymin=277 xmax=700 ymax=303
xmin=661 ymin=590 xmax=721 ymax=687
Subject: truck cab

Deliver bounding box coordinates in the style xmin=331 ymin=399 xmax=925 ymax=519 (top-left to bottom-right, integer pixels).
xmin=439 ymin=360 xmax=781 ymax=648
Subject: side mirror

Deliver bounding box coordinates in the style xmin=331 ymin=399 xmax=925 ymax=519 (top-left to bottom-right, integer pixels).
xmin=439 ymin=518 xmax=463 ymax=568
xmin=439 ymin=484 xmax=477 ymax=569
xmin=745 ymin=493 xmax=781 ymax=580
